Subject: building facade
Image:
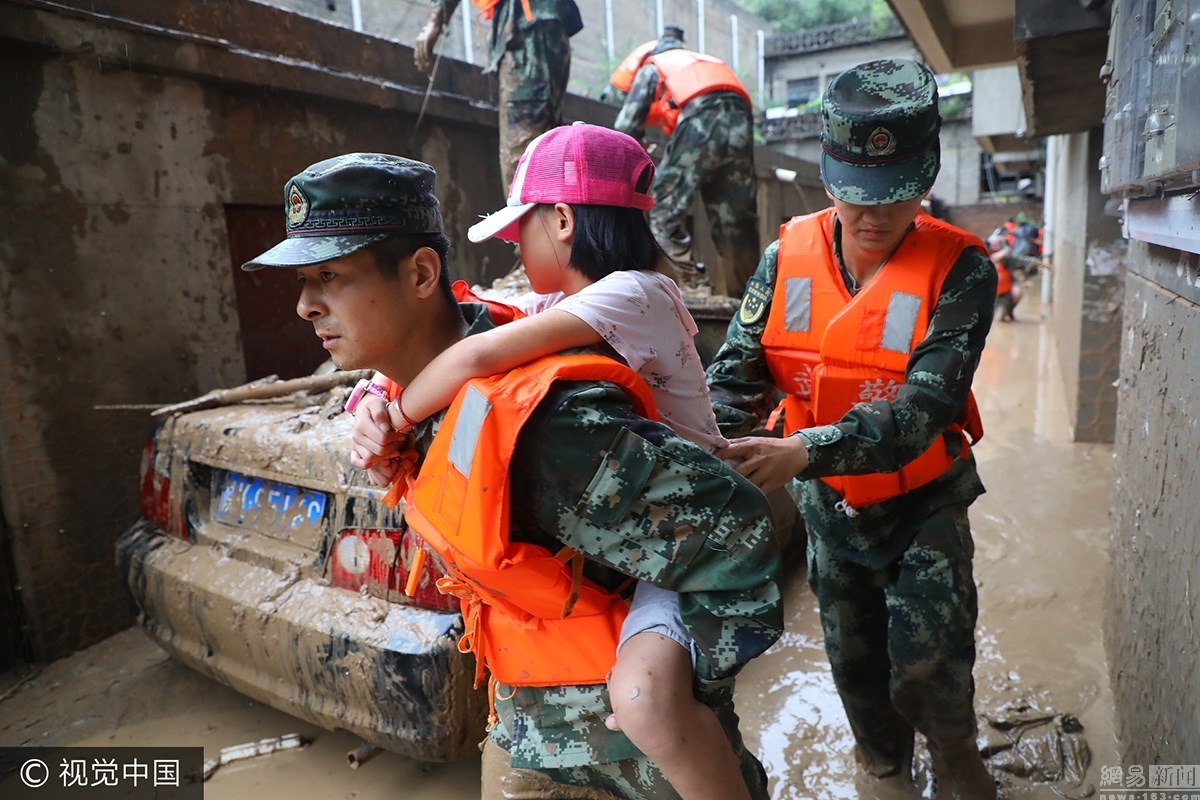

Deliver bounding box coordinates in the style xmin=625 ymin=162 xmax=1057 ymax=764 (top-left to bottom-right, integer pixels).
xmin=758 ymin=17 xmax=991 ymax=210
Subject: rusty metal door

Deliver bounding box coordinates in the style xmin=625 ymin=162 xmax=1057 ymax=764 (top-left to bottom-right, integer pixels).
xmin=224 ymin=206 xmax=329 ymax=380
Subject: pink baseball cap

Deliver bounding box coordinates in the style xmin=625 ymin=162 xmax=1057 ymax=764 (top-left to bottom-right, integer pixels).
xmin=467 ymin=122 xmax=655 ymax=243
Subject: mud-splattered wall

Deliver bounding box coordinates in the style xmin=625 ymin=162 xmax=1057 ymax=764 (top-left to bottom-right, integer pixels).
xmin=0 ymin=0 xmax=496 ymax=662
xmin=1107 ymin=240 xmax=1200 ymax=765
xmin=0 ymin=0 xmax=816 ymax=664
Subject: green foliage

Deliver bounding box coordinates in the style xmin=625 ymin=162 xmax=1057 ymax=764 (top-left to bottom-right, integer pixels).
xmin=741 ymin=0 xmax=894 ymax=32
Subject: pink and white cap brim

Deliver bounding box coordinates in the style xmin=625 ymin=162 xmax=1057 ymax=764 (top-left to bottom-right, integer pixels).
xmin=467 ymin=134 xmax=546 ymax=243
xmin=466 ymin=201 xmax=535 ymax=243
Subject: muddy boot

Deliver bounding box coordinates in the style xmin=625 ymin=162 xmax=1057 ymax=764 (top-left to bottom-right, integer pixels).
xmin=855 ymin=768 xmax=919 ymax=800
xmin=929 ymin=738 xmax=997 ymax=800
xmin=853 ymin=743 xmax=918 ymax=800
xmin=659 ymin=231 xmax=711 ymax=296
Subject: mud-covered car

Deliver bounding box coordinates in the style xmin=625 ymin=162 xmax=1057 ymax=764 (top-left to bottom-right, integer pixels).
xmin=117 ymin=369 xmax=487 ymax=761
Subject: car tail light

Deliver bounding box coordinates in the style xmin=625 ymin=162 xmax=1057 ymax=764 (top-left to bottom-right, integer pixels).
xmin=139 ymin=439 xmax=186 ymax=539
xmin=329 ymin=529 xmax=457 ymax=612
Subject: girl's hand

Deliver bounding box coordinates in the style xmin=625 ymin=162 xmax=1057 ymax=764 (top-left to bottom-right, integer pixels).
xmin=350 ymin=394 xmax=404 ymax=473
xmin=717 ymin=435 xmax=809 ymax=494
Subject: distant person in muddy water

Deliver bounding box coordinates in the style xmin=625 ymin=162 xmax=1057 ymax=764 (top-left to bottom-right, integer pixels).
xmin=414 ymin=0 xmax=582 ymax=194
xmin=988 ymin=234 xmax=1050 ymax=322
xmin=242 ymin=152 xmax=784 ymax=800
xmin=705 ymin=59 xmax=1000 ymax=799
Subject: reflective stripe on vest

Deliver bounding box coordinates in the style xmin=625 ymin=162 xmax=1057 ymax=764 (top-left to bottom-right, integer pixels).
xmin=448 ymin=386 xmax=489 ymax=477
xmin=404 ymin=353 xmax=658 ymax=688
xmin=762 ymin=207 xmax=986 ymax=509
xmin=644 ymin=49 xmax=751 ymax=135
xmin=784 ymin=277 xmax=812 ymax=332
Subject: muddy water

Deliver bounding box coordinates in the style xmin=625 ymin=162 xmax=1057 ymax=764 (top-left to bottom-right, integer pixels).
xmin=738 ymin=292 xmax=1119 ymax=798
xmin=0 ymin=289 xmax=1118 ymax=798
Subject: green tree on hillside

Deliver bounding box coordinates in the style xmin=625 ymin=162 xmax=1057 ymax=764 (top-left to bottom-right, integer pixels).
xmin=741 ymin=0 xmax=894 ymax=31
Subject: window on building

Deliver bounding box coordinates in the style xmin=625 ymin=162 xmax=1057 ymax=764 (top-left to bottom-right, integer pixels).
xmin=786 ymin=77 xmax=820 ymax=108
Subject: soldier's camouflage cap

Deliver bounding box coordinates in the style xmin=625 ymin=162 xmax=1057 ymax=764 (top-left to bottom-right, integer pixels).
xmin=242 ymin=153 xmax=442 ymax=270
xmin=820 ymin=59 xmax=941 ymax=206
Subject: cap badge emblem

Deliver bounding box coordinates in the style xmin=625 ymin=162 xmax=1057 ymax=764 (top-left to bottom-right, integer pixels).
xmin=286 ymin=182 xmax=310 ymax=228
xmin=866 ymin=127 xmax=897 ymax=157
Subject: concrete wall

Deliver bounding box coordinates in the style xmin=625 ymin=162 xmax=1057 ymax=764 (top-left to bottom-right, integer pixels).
xmin=934 ymin=117 xmax=982 ymax=207
xmin=0 ymin=0 xmax=813 ymax=662
xmin=1106 ymin=240 xmax=1200 ymax=765
xmin=1043 ymin=128 xmax=1122 ymax=443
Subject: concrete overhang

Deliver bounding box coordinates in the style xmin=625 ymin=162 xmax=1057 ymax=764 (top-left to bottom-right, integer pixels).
xmin=885 ymin=0 xmax=1017 ymax=73
xmin=991 ymin=149 xmax=1046 ymax=173
xmin=1013 ymin=0 xmax=1111 ymax=137
xmin=886 ymin=0 xmax=1110 ymax=137
xmin=973 ymin=65 xmax=1028 ymax=154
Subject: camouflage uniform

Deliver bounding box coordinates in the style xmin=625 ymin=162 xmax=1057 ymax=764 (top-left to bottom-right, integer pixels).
xmin=706 ymin=58 xmax=999 ymax=789
xmin=414 ymin=301 xmax=784 ymax=799
xmin=614 ymin=37 xmax=759 ymax=297
xmin=706 ymin=231 xmax=996 ymax=779
xmin=435 ymin=0 xmax=582 ymax=192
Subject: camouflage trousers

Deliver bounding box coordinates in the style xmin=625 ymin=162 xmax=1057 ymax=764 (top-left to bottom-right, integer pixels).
xmin=498 ymin=20 xmax=571 ymax=194
xmin=480 ymin=703 xmax=770 ymax=799
xmin=806 ymin=502 xmax=981 ymax=777
xmin=651 ymin=95 xmax=759 ymax=297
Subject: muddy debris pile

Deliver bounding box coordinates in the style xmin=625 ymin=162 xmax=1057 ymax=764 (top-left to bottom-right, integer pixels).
xmin=981 ymin=701 xmax=1092 ymax=795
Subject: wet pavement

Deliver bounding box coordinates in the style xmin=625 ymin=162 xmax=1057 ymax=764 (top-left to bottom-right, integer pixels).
xmin=0 ymin=283 xmax=1119 ymax=799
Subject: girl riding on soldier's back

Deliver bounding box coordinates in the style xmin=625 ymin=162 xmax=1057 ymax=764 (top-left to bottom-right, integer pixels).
xmin=351 ymin=122 xmax=756 ymax=800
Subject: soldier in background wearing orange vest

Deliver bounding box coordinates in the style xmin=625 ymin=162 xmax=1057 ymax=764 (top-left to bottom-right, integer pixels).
xmin=706 ymin=60 xmax=1000 ymax=799
xmin=988 ymin=234 xmax=1050 ymax=322
xmin=614 ymin=26 xmax=759 ymax=298
xmin=602 ymin=38 xmax=656 ymax=105
xmin=244 ymin=152 xmax=784 ymax=799
xmin=414 ymin=0 xmax=582 ymax=194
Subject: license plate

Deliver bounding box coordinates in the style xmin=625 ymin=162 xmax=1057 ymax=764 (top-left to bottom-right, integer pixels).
xmin=212 ymin=470 xmax=327 ymax=541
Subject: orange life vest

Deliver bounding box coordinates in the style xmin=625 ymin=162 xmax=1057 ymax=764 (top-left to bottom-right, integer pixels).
xmin=643 ymin=49 xmax=751 ymax=136
xmin=450 ymin=280 xmax=527 ymax=325
xmin=403 ymin=354 xmax=658 ymax=689
xmin=609 ymin=40 xmax=656 ymax=93
xmin=473 ymin=0 xmax=532 ymax=22
xmin=993 ymin=256 xmax=1014 ymax=296
xmin=1001 ymin=220 xmax=1018 ymax=249
xmin=761 ymin=208 xmax=985 ymax=510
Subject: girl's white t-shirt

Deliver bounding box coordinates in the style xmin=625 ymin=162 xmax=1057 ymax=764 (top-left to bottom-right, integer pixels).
xmin=517 ymin=270 xmax=727 ymax=453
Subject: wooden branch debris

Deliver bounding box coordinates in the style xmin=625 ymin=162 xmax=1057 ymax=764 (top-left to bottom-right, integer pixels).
xmin=151 ymin=369 xmax=371 ymax=417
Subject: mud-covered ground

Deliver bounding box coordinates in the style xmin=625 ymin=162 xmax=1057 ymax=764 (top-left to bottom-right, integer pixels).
xmin=0 ymin=282 xmax=1118 ymax=798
